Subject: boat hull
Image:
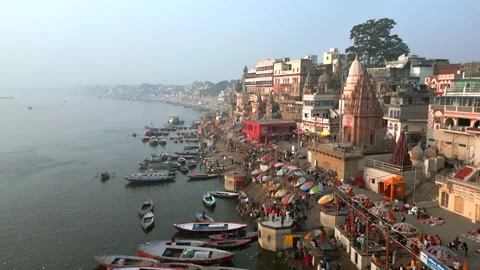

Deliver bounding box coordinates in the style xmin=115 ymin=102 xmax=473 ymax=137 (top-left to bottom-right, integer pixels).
xmin=209 ymin=231 xmax=259 ymax=242
xmin=137 ymin=250 xmax=234 ymax=266
xmin=173 ymin=222 xmax=247 ymax=233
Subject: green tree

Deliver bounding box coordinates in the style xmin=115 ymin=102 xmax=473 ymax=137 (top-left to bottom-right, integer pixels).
xmin=345 ymin=18 xmax=409 ymax=68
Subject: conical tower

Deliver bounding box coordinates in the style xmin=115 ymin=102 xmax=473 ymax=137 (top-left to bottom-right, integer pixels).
xmin=391 ymin=131 xmax=412 ymax=167
xmin=303 ymin=72 xmax=312 ymax=94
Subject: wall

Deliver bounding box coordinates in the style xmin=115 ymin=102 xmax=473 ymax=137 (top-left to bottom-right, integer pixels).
xmin=310 ymin=151 xmax=364 ymax=180
xmin=432 ymin=129 xmax=479 ymax=163
xmin=364 ymin=167 xmax=417 ymax=193
xmin=334 ymin=227 xmax=351 ymax=253
xmin=319 ymin=212 xmax=345 ymax=231
xmin=350 ymin=247 xmax=371 ymax=270
xmin=437 ymin=183 xmax=480 ymax=223
xmin=258 ymin=223 xmax=295 ymax=251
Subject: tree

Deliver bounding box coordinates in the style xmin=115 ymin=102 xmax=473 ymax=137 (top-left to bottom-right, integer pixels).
xmin=345 ymin=18 xmax=409 ymax=68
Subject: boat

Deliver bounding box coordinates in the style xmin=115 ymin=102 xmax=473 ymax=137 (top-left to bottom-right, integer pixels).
xmin=159 ymin=139 xmax=167 ymax=145
xmin=208 ymin=231 xmax=258 ymax=242
xmin=178 ymin=158 xmax=186 ymax=165
xmin=183 ymin=155 xmax=196 ymax=160
xmin=188 ymin=174 xmax=219 ymax=180
xmin=195 ymin=212 xmax=214 ymax=223
xmin=185 ymin=139 xmax=199 ymax=143
xmin=160 ymin=153 xmax=169 ymax=161
xmin=187 ymin=160 xmax=197 ymax=167
xmin=142 ymin=137 xmax=150 ymax=143
xmin=101 ymin=171 xmax=110 ymax=181
xmin=143 ymin=240 xmax=206 ymax=247
xmin=206 ymin=191 xmax=238 ymax=198
xmin=175 ymin=152 xmax=198 ymax=156
xmin=180 ymin=165 xmax=189 ymax=173
xmin=173 ymin=140 xmax=178 ymax=144
xmin=137 ymin=243 xmax=234 ymax=265
xmin=149 ymin=139 xmax=159 ymax=146
xmin=132 ymin=133 xmax=137 ymax=137
xmin=184 ymin=135 xmax=198 ymax=139
xmin=179 ymin=139 xmax=184 ymax=143
xmin=142 ymin=212 xmax=155 ymax=230
xmin=168 ymin=155 xmax=179 ymax=160
xmin=173 ymin=222 xmax=247 ymax=233
xmin=205 ymin=239 xmax=251 ymax=249
xmin=184 ymin=145 xmax=199 ymax=150
xmin=94 ymin=255 xmax=160 ymax=269
xmin=111 ymin=268 xmax=175 ymax=270
xmin=158 ymin=262 xmax=203 ymax=270
xmin=138 ymin=198 xmax=154 ymax=216
xmin=125 ymin=172 xmax=175 ymax=183
xmin=202 ymin=192 xmax=216 ymax=207
xmin=207 ymin=267 xmax=249 ymax=270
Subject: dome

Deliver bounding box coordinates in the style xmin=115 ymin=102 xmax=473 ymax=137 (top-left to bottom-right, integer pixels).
xmin=424 ymin=146 xmax=438 ymax=159
xmin=318 ymin=73 xmax=332 ymax=84
xmin=345 ymin=55 xmax=363 ymax=86
xmin=411 ymin=143 xmax=424 ymax=160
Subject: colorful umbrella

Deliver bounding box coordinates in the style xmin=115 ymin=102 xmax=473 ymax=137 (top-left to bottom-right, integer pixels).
xmin=277 ymin=169 xmax=285 ymax=176
xmin=281 ymin=194 xmax=295 ymax=205
xmin=274 ymin=188 xmax=289 ymax=198
xmin=268 ymin=183 xmax=281 ymax=191
xmin=252 ymin=169 xmax=260 ymax=175
xmin=261 ymin=154 xmax=272 ymax=161
xmin=309 ymin=185 xmax=322 ymax=194
xmin=269 ymin=161 xmax=276 ymax=167
xmin=294 ymin=177 xmax=307 ymax=187
xmin=300 ymin=182 xmax=314 ymax=191
xmin=288 ymin=166 xmax=298 ymax=171
xmin=274 ymin=162 xmax=284 ymax=167
xmin=293 ymin=171 xmax=305 ymax=176
xmin=318 ymin=194 xmax=334 ymax=204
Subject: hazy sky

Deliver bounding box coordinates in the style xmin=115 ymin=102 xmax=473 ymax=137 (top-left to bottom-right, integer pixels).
xmin=1 ymin=0 xmax=479 ymax=88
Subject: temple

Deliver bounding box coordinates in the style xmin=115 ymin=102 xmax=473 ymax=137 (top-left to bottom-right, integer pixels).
xmin=342 ymin=57 xmax=385 ymax=151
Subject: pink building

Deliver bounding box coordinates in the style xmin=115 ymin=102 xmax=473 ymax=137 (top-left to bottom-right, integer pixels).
xmin=424 ymin=64 xmax=460 ymax=96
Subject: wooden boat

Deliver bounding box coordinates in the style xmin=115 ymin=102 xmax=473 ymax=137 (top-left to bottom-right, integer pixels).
xmin=143 ymin=240 xmax=206 ymax=247
xmin=175 ymin=151 xmax=198 ymax=156
xmin=184 ymin=145 xmax=199 ymax=150
xmin=173 ymin=222 xmax=247 ymax=233
xmin=195 ymin=212 xmax=214 ymax=223
xmin=94 ymin=255 xmax=160 ymax=269
xmin=159 ymin=263 xmax=203 ymax=270
xmin=207 ymin=191 xmax=238 ymax=198
xmin=138 ymin=198 xmax=154 ymax=216
xmin=202 ymin=193 xmax=216 ymax=207
xmin=205 ymin=239 xmax=251 ymax=249
xmin=141 ymin=137 xmax=150 ymax=143
xmin=178 ymin=158 xmax=186 ymax=165
xmin=183 ymin=155 xmax=196 ymax=160
xmin=206 ymin=267 xmax=249 ymax=270
xmin=142 ymin=211 xmax=155 ymax=230
xmin=159 ymin=139 xmax=167 ymax=145
xmin=187 ymin=160 xmax=197 ymax=167
xmin=111 ymin=267 xmax=175 ymax=270
xmin=126 ymin=172 xmax=175 ymax=184
xmin=188 ymin=174 xmax=219 ymax=180
xmin=208 ymin=231 xmax=258 ymax=242
xmin=185 ymin=139 xmax=199 ymax=143
xmin=180 ymin=165 xmax=189 ymax=173
xmin=101 ymin=172 xmax=110 ymax=181
xmin=137 ymin=243 xmax=234 ymax=265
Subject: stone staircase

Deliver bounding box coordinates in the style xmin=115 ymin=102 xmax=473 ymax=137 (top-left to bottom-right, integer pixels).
xmin=405 ymin=180 xmax=439 ymax=203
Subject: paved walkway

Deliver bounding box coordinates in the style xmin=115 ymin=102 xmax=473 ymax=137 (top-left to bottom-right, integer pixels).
xmin=352 ymin=186 xmax=480 ymax=267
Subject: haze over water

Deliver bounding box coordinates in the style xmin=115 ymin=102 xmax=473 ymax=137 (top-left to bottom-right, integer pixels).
xmin=0 ymin=95 xmax=280 ymax=269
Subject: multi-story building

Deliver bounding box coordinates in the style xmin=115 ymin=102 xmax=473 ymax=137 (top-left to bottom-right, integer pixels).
xmin=242 ymin=119 xmax=297 ymax=144
xmin=383 ymin=89 xmax=431 ymax=143
xmin=424 ymin=64 xmax=461 ymax=96
xmin=301 ymin=93 xmax=338 ymax=137
xmin=428 ymin=77 xmax=480 ymax=164
xmin=323 ymin=48 xmax=345 ymax=65
xmin=245 ymin=58 xmax=285 ymax=96
xmin=273 ymin=57 xmax=319 ymax=121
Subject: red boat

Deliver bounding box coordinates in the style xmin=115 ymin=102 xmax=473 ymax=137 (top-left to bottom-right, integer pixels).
xmin=173 ymin=140 xmax=178 ymax=144
xmin=209 ymin=231 xmax=258 ymax=242
xmin=173 ymin=222 xmax=247 ymax=233
xmin=179 ymin=139 xmax=184 ymax=143
xmin=174 ymin=152 xmax=198 ymax=156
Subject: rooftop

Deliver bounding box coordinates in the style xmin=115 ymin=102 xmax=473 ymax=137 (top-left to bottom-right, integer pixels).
xmin=244 ymin=119 xmax=297 ymax=125
xmin=259 ymin=214 xmax=294 ymax=229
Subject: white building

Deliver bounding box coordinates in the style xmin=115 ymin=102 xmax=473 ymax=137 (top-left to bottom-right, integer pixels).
xmin=301 ymin=93 xmax=339 ymax=135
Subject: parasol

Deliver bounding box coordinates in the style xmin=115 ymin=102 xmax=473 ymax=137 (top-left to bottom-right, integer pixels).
xmin=276 ymin=169 xmax=285 ymax=176
xmin=293 ymin=171 xmax=305 ymax=176
xmin=274 ymin=162 xmax=284 ymax=168
xmin=288 ymin=166 xmax=299 ymax=171
xmin=268 ymin=183 xmax=281 ymax=191
xmin=309 ymin=185 xmax=322 ymax=194
xmin=426 ymin=246 xmax=459 ymax=265
xmin=281 ymin=194 xmax=295 ymax=205
xmin=269 ymin=161 xmax=276 ymax=167
xmin=260 ymin=155 xmax=272 ymax=161
xmin=300 ymin=182 xmax=315 ymax=191
xmin=391 ymin=222 xmax=418 ymax=236
xmin=304 ymin=230 xmax=322 ymax=240
xmin=318 ymin=194 xmax=334 ymax=204
xmin=274 ymin=188 xmax=289 ymax=198
xmin=352 ymin=194 xmax=369 ymax=204
xmin=369 ymin=205 xmax=389 ymax=218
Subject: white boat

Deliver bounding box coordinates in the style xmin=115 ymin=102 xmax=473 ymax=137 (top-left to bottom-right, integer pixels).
xmin=158 ymin=262 xmax=203 ymax=270
xmin=173 ymin=222 xmax=247 ymax=233
xmin=125 ymin=172 xmax=174 ymax=183
xmin=111 ymin=268 xmax=173 ymax=270
xmin=187 ymin=160 xmax=197 ymax=167
xmin=138 ymin=198 xmax=154 ymax=216
xmin=178 ymin=157 xmax=186 ymax=165
xmin=137 ymin=243 xmax=234 ymax=265
xmin=94 ymin=255 xmax=160 ymax=268
xmin=142 ymin=211 xmax=155 ymax=230
xmin=144 ymin=240 xmax=207 ymax=247
xmin=202 ymin=192 xmax=216 ymax=207
xmin=207 ymin=191 xmax=238 ymax=198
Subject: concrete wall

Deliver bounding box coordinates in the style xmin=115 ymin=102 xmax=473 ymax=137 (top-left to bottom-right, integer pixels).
xmin=350 ymin=247 xmax=371 ymax=270
xmin=437 ymin=182 xmax=479 ymax=223
xmin=334 ymin=227 xmax=351 ymax=254
xmin=319 ymin=212 xmax=345 ymax=231
xmin=258 ymin=223 xmax=295 ymax=251
xmin=310 ymin=151 xmax=364 ymax=180
xmin=365 ymin=167 xmax=417 ymax=193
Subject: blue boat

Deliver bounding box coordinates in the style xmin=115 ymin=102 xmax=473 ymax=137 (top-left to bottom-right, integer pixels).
xmin=202 ymin=192 xmax=216 ymax=207
xmin=195 ymin=211 xmax=214 ymax=222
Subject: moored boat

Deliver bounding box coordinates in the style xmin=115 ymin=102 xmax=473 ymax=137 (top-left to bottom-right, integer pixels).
xmin=188 ymin=174 xmax=219 ymax=180
xmin=187 ymin=160 xmax=197 ymax=167
xmin=101 ymin=171 xmax=110 ymax=181
xmin=183 ymin=145 xmax=199 ymax=150
xmin=149 ymin=139 xmax=159 ymax=146
xmin=173 ymin=222 xmax=247 ymax=233
xmin=202 ymin=192 xmax=216 ymax=207
xmin=94 ymin=255 xmax=160 ymax=269
xmin=195 ymin=212 xmax=214 ymax=222
xmin=137 ymin=243 xmax=234 ymax=265
xmin=141 ymin=137 xmax=150 ymax=143
xmin=175 ymin=151 xmax=198 ymax=156
xmin=138 ymin=198 xmax=154 ymax=216
xmin=159 ymin=263 xmax=203 ymax=270
xmin=111 ymin=268 xmax=175 ymax=270
xmin=180 ymin=165 xmax=189 ymax=173
xmin=178 ymin=158 xmax=186 ymax=165
xmin=207 ymin=191 xmax=238 ymax=198
xmin=208 ymin=231 xmax=258 ymax=242
xmin=144 ymin=240 xmax=206 ymax=247
xmin=142 ymin=212 xmax=155 ymax=230
xmin=205 ymin=239 xmax=251 ymax=249
xmin=185 ymin=139 xmax=199 ymax=143
xmin=125 ymin=172 xmax=175 ymax=183
xmin=159 ymin=139 xmax=167 ymax=145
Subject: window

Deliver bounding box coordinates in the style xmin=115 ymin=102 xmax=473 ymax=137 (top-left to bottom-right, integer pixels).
xmin=354 ymin=252 xmax=358 ymax=264
xmin=267 ymin=235 xmax=271 ymax=242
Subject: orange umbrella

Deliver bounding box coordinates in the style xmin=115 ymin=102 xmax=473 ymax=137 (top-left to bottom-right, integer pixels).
xmin=363 ymin=198 xmax=370 ymax=208
xmin=304 ymin=232 xmax=312 ymax=240
xmin=345 ymin=188 xmax=353 ymax=195
xmin=463 ymin=259 xmax=468 ymax=270
xmin=418 ymin=230 xmax=424 ymax=243
xmin=388 ymin=210 xmax=397 ymax=222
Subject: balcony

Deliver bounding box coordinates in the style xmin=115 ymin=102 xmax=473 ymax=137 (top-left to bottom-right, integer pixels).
xmin=440 ymin=125 xmax=466 ymax=132
xmin=436 ymin=173 xmax=480 ymax=191
xmin=430 ymin=105 xmax=479 ymax=114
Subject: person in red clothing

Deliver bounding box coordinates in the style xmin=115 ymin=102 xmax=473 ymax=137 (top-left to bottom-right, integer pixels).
xmin=305 ymin=251 xmax=312 ymax=267
xmin=221 ymin=231 xmax=227 ymax=239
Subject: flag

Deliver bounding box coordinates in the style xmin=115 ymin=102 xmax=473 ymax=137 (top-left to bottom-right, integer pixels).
xmin=363 ymin=199 xmax=369 ymax=208
xmin=418 ymin=230 xmax=424 ymax=244
xmin=387 ymin=210 xmax=397 ymax=222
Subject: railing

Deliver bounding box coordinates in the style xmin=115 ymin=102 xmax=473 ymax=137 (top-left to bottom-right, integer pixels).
xmin=431 ymin=105 xmax=444 ymax=110
xmin=432 ymin=104 xmax=479 ymax=113
xmin=435 ymin=173 xmax=480 ymax=191
xmin=365 ymin=159 xmax=412 ymax=173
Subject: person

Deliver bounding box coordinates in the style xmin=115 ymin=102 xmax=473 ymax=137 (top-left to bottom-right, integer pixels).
xmin=170 ymin=236 xmax=175 ymax=243
xmin=401 ymin=214 xmax=406 ymax=222
xmin=221 ymin=231 xmax=227 ymax=239
xmin=202 ymin=211 xmax=205 ymax=219
xmin=463 ymin=242 xmax=468 ymax=257
xmin=399 ymin=263 xmax=404 ymax=270
xmin=117 ymin=258 xmax=126 ymax=265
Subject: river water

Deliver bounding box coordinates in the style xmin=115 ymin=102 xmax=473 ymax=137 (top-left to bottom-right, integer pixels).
xmin=0 ymin=95 xmax=285 ymax=270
